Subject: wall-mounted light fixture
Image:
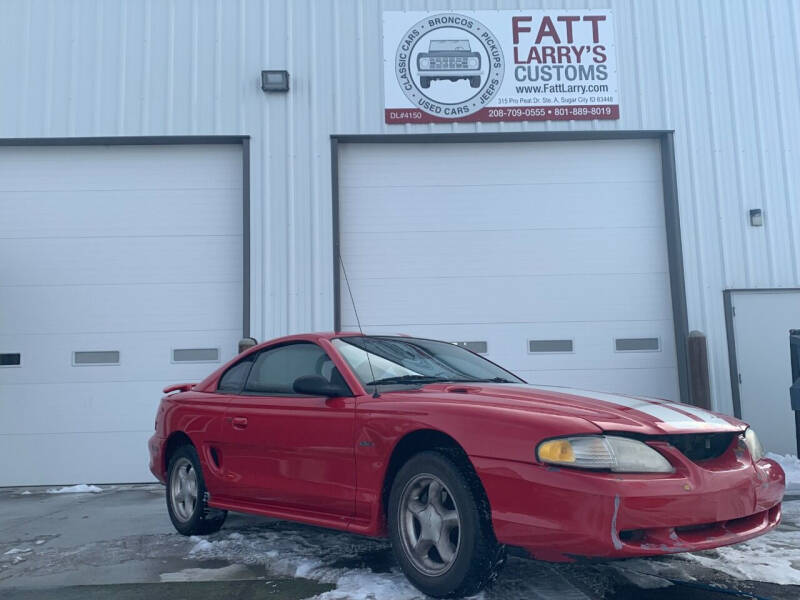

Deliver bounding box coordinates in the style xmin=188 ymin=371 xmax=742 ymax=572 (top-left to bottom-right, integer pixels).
xmin=749 ymin=208 xmax=764 ymax=227
xmin=261 ymin=70 xmax=289 ymax=92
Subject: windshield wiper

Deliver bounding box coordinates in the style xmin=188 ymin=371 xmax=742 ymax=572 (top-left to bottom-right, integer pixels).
xmin=464 ymin=377 xmax=516 ymax=383
xmin=365 ymin=375 xmax=450 ymax=386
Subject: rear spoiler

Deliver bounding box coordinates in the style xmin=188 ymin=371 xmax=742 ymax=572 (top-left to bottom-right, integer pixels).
xmin=163 ymin=383 xmax=196 ymax=395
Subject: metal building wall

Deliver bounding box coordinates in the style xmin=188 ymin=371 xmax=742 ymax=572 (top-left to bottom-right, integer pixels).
xmin=1 ymin=0 xmax=798 ymax=416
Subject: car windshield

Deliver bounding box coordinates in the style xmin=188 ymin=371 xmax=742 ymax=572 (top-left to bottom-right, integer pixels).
xmin=429 ymin=40 xmax=471 ymax=52
xmin=331 ymin=336 xmax=524 ymax=387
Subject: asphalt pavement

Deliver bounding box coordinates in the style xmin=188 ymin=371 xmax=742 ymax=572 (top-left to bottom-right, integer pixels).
xmin=0 ymin=484 xmax=797 ymax=599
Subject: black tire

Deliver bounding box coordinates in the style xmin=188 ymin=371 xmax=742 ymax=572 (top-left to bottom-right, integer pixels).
xmin=469 ymin=76 xmax=481 ymax=88
xmin=388 ymin=450 xmax=505 ymax=598
xmin=166 ymin=444 xmax=227 ymax=536
xmin=420 ymin=76 xmax=431 ymax=88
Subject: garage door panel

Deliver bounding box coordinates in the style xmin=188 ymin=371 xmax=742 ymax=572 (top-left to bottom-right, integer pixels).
xmin=1 ymin=283 xmax=241 ymax=335
xmin=353 ymin=321 xmax=676 ymax=372
xmin=0 ymin=431 xmax=154 ymax=486
xmin=0 ymin=144 xmax=242 ymax=192
xmin=0 ymin=329 xmax=240 ymax=384
xmin=342 ymin=273 xmax=672 ymax=326
xmin=340 ymin=140 xmax=661 ymax=187
xmin=1 ymin=236 xmax=242 ymax=285
xmin=0 ymin=188 xmax=242 ymax=238
xmin=340 ymin=180 xmax=665 ymax=233
xmin=515 ymin=367 xmax=680 ymax=401
xmin=0 ymin=382 xmax=168 ymax=434
xmin=341 ymin=228 xmax=668 ymax=278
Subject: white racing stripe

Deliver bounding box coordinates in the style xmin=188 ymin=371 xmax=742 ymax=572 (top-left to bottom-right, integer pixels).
xmin=511 ymin=384 xmax=733 ymax=430
xmin=638 ymin=394 xmax=734 ymax=427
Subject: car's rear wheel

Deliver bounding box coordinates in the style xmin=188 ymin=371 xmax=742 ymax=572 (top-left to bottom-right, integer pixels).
xmin=469 ymin=76 xmax=481 ymax=88
xmin=420 ymin=76 xmax=431 ymax=88
xmin=388 ymin=450 xmax=504 ymax=598
xmin=166 ymin=444 xmax=227 ymax=535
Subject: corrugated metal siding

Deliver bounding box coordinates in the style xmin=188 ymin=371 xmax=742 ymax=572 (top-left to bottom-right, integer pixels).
xmin=1 ymin=0 xmax=798 ymax=415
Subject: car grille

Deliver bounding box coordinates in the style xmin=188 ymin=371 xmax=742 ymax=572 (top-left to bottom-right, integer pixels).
xmin=429 ymin=56 xmax=471 ymax=70
xmin=659 ymin=432 xmax=736 ymax=461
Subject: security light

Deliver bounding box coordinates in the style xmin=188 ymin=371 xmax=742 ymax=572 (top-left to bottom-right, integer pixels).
xmin=261 ymin=70 xmax=289 ymax=92
xmin=749 ymin=208 xmax=764 ymax=227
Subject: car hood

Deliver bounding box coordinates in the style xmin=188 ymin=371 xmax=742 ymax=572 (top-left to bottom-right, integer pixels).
xmin=405 ymin=382 xmax=744 ymax=435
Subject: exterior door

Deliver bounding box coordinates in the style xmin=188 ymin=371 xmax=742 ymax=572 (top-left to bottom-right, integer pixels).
xmin=730 ymin=290 xmax=800 ymax=455
xmin=221 ymin=342 xmax=356 ymax=518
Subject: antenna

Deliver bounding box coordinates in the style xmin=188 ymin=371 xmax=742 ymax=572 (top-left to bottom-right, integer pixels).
xmin=338 ymin=254 xmax=380 ymax=398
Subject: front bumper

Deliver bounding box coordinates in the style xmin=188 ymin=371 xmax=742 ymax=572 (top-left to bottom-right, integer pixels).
xmin=474 ymin=446 xmax=785 ymax=562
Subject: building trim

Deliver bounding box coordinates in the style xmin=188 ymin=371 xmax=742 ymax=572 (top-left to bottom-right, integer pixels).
xmin=331 ymin=137 xmax=343 ymax=333
xmin=0 ymin=135 xmax=252 ymax=339
xmin=330 ymin=130 xmax=692 ymax=405
xmin=723 ymin=287 xmax=800 ymax=419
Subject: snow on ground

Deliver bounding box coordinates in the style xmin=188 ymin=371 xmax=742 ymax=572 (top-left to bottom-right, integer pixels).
xmin=619 ymin=499 xmax=800 ymax=587
xmin=183 ymin=501 xmax=800 ymax=597
xmin=46 ymin=484 xmax=103 ymax=494
xmin=187 ymin=528 xmax=425 ymax=600
xmin=769 ymin=453 xmax=800 ymax=492
xmin=185 ymin=524 xmax=593 ymax=600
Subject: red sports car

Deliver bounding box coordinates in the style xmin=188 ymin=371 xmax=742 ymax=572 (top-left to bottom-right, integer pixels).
xmin=149 ymin=332 xmax=785 ymax=597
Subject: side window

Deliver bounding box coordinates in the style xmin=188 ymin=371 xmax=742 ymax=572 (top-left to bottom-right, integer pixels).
xmin=217 ymin=356 xmax=254 ymax=393
xmin=244 ymin=343 xmax=340 ymax=395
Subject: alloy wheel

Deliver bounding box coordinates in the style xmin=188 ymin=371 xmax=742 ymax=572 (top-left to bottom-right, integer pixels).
xmin=399 ymin=473 xmax=461 ymax=576
xmin=169 ymin=457 xmax=198 ymax=522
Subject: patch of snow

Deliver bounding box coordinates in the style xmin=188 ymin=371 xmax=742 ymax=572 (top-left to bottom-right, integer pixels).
xmin=185 ymin=525 xmax=594 ymax=600
xmin=767 ymin=452 xmax=800 ymax=492
xmin=35 ymin=540 xmax=46 ymax=545
xmin=313 ymin=570 xmax=420 ymax=600
xmin=46 ymin=484 xmax=103 ymax=494
xmin=188 ymin=538 xmax=215 ymax=554
xmin=3 ymin=548 xmax=32 ymax=555
xmin=674 ymin=499 xmax=800 ymax=586
xmin=20 ymin=490 xmax=31 ymax=495
xmin=160 ymin=564 xmax=252 ymax=582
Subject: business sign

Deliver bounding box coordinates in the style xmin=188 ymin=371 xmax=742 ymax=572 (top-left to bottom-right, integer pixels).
xmin=383 ymin=10 xmax=618 ymax=124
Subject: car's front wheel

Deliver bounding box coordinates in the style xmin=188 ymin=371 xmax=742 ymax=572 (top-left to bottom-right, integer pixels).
xmin=166 ymin=444 xmax=227 ymax=535
xmin=469 ymin=76 xmax=481 ymax=88
xmin=420 ymin=76 xmax=431 ymax=88
xmin=388 ymin=450 xmax=505 ymax=598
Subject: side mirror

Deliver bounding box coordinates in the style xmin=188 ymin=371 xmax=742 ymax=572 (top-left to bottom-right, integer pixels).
xmin=293 ymin=375 xmax=349 ymax=397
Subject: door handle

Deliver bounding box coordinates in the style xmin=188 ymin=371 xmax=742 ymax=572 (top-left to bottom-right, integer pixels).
xmin=231 ymin=417 xmax=248 ymax=429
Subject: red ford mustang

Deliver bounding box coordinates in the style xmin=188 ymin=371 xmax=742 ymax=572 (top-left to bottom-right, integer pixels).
xmin=149 ymin=332 xmax=785 ymax=597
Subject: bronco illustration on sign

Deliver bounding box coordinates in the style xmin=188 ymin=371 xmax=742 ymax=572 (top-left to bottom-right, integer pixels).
xmin=384 ymin=10 xmax=619 ymax=124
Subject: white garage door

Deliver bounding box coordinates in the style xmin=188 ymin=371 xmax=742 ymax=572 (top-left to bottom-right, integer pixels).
xmin=338 ymin=139 xmax=679 ymax=401
xmin=0 ymin=143 xmax=243 ymax=486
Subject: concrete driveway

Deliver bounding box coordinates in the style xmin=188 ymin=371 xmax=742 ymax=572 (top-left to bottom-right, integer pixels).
xmin=1 ymin=484 xmax=798 ymax=599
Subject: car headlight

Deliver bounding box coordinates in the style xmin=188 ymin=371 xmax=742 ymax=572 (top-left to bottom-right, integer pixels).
xmin=743 ymin=428 xmax=765 ymax=462
xmin=418 ymin=57 xmax=430 ymax=69
xmin=467 ymin=57 xmax=479 ymax=69
xmin=537 ymin=435 xmax=674 ymax=473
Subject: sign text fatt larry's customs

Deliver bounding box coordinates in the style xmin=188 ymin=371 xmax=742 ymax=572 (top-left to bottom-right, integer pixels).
xmin=384 ymin=10 xmax=619 ymax=124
